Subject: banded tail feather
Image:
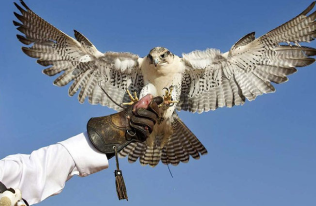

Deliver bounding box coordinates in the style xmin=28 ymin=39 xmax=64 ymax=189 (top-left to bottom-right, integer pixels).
xmin=119 ymin=114 xmax=207 ymax=167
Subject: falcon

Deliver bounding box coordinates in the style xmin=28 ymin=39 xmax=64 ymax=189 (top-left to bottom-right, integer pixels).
xmin=13 ymin=0 xmax=316 ymax=167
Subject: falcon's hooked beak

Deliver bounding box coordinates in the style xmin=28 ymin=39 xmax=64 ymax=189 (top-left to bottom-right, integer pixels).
xmin=154 ymin=58 xmax=159 ymax=67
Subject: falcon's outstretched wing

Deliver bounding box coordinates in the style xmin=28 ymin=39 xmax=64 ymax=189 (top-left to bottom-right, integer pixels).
xmin=177 ymin=2 xmax=316 ymax=113
xmin=14 ymin=1 xmax=144 ymax=111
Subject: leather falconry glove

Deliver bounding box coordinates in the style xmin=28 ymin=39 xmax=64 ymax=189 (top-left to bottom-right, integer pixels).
xmin=87 ymin=94 xmax=163 ymax=201
xmin=87 ymin=94 xmax=163 ymax=159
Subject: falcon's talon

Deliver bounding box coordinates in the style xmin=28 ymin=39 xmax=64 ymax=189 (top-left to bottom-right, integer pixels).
xmin=161 ymin=86 xmax=178 ymax=107
xmin=122 ymin=89 xmax=139 ymax=105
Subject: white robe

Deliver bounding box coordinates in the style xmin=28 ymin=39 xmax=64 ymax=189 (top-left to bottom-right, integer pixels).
xmin=0 ymin=132 xmax=109 ymax=205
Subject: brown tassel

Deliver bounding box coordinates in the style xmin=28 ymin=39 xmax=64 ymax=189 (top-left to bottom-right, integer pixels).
xmin=114 ymin=146 xmax=128 ymax=201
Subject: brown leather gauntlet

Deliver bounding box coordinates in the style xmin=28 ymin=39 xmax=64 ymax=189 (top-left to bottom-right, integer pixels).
xmin=87 ymin=96 xmax=162 ymax=158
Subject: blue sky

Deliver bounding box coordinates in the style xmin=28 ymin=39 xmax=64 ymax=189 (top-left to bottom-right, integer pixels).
xmin=1 ymin=0 xmax=316 ymax=206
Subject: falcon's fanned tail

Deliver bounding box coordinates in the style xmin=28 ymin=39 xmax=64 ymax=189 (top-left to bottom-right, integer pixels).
xmin=161 ymin=116 xmax=208 ymax=166
xmin=119 ymin=115 xmax=208 ymax=167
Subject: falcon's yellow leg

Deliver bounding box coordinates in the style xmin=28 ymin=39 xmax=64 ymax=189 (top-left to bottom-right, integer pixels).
xmin=122 ymin=89 xmax=139 ymax=105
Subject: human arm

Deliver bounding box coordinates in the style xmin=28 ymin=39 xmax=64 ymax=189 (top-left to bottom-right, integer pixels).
xmin=0 ymin=95 xmax=162 ymax=205
xmin=0 ymin=132 xmax=107 ymax=205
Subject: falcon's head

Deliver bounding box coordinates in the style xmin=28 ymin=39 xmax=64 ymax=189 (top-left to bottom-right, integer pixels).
xmin=147 ymin=47 xmax=174 ymax=67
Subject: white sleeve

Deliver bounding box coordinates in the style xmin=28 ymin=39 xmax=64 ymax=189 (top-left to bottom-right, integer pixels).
xmin=0 ymin=132 xmax=108 ymax=205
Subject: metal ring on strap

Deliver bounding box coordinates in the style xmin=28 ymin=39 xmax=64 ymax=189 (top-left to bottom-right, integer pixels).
xmin=126 ymin=129 xmax=136 ymax=137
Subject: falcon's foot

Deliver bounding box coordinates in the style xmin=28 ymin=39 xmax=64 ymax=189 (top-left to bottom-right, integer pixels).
xmin=161 ymin=86 xmax=178 ymax=107
xmin=122 ymin=90 xmax=139 ymax=105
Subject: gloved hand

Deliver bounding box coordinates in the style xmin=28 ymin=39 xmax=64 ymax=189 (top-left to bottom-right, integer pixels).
xmin=0 ymin=182 xmax=28 ymax=206
xmin=87 ymin=94 xmax=163 ymax=158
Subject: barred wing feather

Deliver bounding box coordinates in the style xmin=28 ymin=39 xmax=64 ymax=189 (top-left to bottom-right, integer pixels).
xmin=14 ymin=1 xmax=144 ymax=111
xmin=177 ymin=2 xmax=316 ymax=113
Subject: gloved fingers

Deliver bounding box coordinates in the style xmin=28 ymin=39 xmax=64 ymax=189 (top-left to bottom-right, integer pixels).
xmin=134 ymin=108 xmax=158 ymax=124
xmin=130 ymin=115 xmax=155 ymax=132
xmin=147 ymin=96 xmax=163 ymax=118
xmin=129 ymin=95 xmax=162 ymax=140
xmin=152 ymin=96 xmax=163 ymax=105
xmin=129 ymin=122 xmax=150 ymax=140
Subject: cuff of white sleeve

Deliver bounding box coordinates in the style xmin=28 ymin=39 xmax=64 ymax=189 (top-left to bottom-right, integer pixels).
xmin=59 ymin=132 xmax=109 ymax=177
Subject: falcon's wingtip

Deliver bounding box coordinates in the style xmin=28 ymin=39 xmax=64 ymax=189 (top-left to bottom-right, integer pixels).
xmin=13 ymin=12 xmax=25 ymax=23
xmin=301 ymin=1 xmax=316 ymax=16
xmin=14 ymin=2 xmax=26 ymax=14
xmin=19 ymin=0 xmax=31 ymax=11
xmin=17 ymin=34 xmax=32 ymax=45
xmin=21 ymin=47 xmax=33 ymax=58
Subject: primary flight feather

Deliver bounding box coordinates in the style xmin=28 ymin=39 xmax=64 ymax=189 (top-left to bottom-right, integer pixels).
xmin=14 ymin=0 xmax=316 ymax=167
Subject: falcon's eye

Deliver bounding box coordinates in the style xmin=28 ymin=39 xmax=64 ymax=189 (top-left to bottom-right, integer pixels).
xmin=147 ymin=54 xmax=153 ymax=61
xmin=160 ymin=53 xmax=165 ymax=58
